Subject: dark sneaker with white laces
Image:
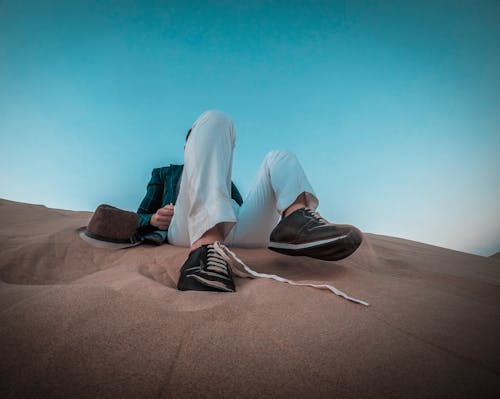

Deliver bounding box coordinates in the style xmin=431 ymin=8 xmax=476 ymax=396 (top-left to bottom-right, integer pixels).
xmin=177 ymin=244 xmax=236 ymax=292
xmin=268 ymin=208 xmax=363 ymax=261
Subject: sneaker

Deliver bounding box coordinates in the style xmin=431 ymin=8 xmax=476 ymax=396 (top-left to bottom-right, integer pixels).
xmin=268 ymin=208 xmax=363 ymax=261
xmin=177 ymin=244 xmax=236 ymax=292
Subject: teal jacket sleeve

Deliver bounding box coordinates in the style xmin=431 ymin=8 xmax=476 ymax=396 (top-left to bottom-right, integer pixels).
xmin=137 ymin=166 xmax=243 ymax=236
xmin=137 ymin=168 xmax=164 ymax=229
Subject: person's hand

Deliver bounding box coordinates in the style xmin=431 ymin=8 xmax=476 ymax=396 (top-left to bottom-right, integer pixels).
xmin=150 ymin=205 xmax=174 ymax=230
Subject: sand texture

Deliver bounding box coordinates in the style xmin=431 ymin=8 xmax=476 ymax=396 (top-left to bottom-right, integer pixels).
xmin=0 ymin=198 xmax=499 ymax=399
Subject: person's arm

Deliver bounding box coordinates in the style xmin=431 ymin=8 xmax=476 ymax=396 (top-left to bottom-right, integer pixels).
xmin=150 ymin=205 xmax=174 ymax=230
xmin=137 ymin=168 xmax=164 ymax=231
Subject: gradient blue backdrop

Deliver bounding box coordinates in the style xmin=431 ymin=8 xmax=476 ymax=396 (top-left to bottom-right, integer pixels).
xmin=1 ymin=0 xmax=499 ymax=256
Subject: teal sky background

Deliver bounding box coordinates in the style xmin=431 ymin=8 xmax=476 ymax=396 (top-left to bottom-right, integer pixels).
xmin=1 ymin=0 xmax=499 ymax=256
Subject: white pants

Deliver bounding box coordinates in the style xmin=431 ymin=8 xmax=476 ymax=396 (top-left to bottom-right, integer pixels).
xmin=167 ymin=110 xmax=319 ymax=248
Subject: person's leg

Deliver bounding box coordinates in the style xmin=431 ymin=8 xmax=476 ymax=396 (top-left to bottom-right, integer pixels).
xmin=226 ymin=149 xmax=363 ymax=261
xmin=168 ymin=110 xmax=237 ymax=248
xmin=226 ymin=149 xmax=318 ymax=248
xmin=218 ymin=150 xmax=366 ymax=304
xmin=170 ymin=110 xmax=241 ymax=293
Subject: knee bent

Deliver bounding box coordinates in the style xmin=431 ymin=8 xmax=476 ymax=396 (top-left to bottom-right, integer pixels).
xmin=265 ymin=149 xmax=297 ymax=163
xmin=199 ymin=110 xmax=233 ymax=126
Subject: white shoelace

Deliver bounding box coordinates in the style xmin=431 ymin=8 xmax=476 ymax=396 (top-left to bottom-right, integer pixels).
xmin=305 ymin=208 xmax=329 ymax=224
xmin=213 ymin=241 xmax=369 ymax=306
xmin=205 ymin=246 xmax=232 ymax=279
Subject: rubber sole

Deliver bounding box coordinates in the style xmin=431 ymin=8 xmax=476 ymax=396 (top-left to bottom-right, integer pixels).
xmin=177 ymin=273 xmax=236 ymax=292
xmin=269 ymin=233 xmax=349 ymax=250
xmin=268 ymin=230 xmax=363 ymax=261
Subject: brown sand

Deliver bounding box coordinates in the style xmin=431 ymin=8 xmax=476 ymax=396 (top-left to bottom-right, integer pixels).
xmin=0 ymin=198 xmax=499 ymax=399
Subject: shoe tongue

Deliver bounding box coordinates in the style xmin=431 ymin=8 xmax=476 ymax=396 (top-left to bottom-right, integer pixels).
xmin=283 ymin=207 xmax=307 ymax=220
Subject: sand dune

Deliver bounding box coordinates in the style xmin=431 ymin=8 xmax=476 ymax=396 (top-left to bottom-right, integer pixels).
xmin=0 ymin=198 xmax=499 ymax=398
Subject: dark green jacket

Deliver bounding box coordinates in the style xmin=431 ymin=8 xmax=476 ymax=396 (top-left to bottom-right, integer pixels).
xmin=137 ymin=164 xmax=243 ymax=234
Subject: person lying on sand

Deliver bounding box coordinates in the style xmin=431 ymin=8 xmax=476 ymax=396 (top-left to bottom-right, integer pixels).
xmin=136 ymin=110 xmax=363 ymax=293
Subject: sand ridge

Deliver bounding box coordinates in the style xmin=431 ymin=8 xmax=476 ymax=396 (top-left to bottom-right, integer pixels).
xmin=0 ymin=198 xmax=499 ymax=398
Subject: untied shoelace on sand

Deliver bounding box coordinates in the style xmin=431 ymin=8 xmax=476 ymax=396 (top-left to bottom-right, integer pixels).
xmin=212 ymin=241 xmax=370 ymax=306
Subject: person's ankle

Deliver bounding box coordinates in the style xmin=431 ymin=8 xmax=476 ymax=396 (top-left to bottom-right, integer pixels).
xmin=282 ymin=193 xmax=308 ymax=219
xmin=190 ymin=239 xmax=218 ymax=252
xmin=190 ymin=232 xmax=224 ymax=251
